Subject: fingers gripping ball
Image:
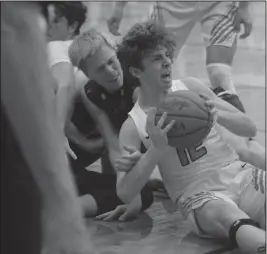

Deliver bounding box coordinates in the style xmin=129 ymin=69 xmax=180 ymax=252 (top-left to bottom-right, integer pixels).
xmin=155 ymin=90 xmax=213 ymax=149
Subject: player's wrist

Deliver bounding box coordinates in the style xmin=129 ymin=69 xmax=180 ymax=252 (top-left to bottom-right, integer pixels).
xmin=149 ymin=143 xmax=167 ymax=158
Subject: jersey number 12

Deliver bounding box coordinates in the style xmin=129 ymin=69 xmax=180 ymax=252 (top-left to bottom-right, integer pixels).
xmin=176 ymin=142 xmax=207 ymax=166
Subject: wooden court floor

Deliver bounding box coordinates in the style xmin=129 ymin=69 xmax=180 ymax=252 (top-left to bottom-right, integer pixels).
xmin=86 ymin=198 xmax=242 ymax=254
xmin=84 ymin=2 xmax=266 ymax=253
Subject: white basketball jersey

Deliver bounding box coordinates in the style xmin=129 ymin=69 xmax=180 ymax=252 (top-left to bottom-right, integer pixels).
xmin=129 ymin=80 xmax=241 ymax=204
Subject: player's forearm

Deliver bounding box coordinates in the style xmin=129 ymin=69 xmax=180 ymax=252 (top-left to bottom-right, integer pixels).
xmin=66 ymin=125 xmax=104 ymax=154
xmin=66 ymin=121 xmax=86 ymax=144
xmin=126 ymin=194 xmax=142 ymax=213
xmin=217 ymin=110 xmax=257 ymax=138
xmin=56 ymin=85 xmax=75 ymax=133
xmin=117 ymin=145 xmax=162 ymax=203
xmin=96 ymin=112 xmax=120 ymax=153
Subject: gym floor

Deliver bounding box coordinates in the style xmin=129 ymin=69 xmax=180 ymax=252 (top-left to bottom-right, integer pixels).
xmin=83 ymin=2 xmax=266 ymax=253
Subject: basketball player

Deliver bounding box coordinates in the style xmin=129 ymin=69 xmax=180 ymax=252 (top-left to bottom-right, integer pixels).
xmin=110 ymin=1 xmax=264 ymax=171
xmin=44 ymin=1 xmax=88 ymax=158
xmin=1 ymin=2 xmax=92 ymax=253
xmin=44 ymin=2 xmax=153 ymax=220
xmin=116 ymin=21 xmax=265 ymax=254
xmin=67 ymin=29 xmax=153 ymax=219
xmin=107 ymin=1 xmax=253 ymax=94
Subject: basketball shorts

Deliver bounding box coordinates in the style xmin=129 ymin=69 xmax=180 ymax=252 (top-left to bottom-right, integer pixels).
xmin=179 ymin=165 xmax=266 ymax=237
xmin=149 ymin=1 xmax=238 ymax=52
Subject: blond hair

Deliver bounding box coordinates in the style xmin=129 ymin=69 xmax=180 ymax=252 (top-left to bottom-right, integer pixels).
xmin=68 ymin=29 xmax=116 ymax=70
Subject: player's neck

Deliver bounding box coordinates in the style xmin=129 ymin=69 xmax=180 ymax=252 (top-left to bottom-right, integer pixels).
xmin=138 ymin=86 xmax=167 ymax=110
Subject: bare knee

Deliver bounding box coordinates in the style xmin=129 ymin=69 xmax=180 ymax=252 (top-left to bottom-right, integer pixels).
xmin=80 ymin=194 xmax=98 ymax=217
xmin=195 ymin=199 xmax=249 ymax=238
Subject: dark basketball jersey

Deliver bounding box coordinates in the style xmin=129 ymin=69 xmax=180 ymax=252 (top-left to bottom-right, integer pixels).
xmin=71 ymin=80 xmax=135 ymax=136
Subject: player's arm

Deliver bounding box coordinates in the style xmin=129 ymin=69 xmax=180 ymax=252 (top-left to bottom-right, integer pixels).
xmin=65 ymin=121 xmax=104 ymax=153
xmin=80 ymin=86 xmax=120 ymax=165
xmin=1 ymin=2 xmax=89 ymax=250
xmin=51 ymin=62 xmax=76 ymax=133
xmin=107 ymin=1 xmax=128 ymax=36
xmin=116 ymin=115 xmax=166 ymax=203
xmin=236 ymin=1 xmax=252 ymax=39
xmin=183 ymin=77 xmax=257 ymax=138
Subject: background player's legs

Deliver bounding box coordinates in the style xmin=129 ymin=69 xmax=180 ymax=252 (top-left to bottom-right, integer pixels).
xmin=150 ymin=2 xmax=199 ymax=59
xmin=200 ymin=2 xmax=239 ymax=94
xmin=194 ymin=199 xmax=265 ymax=254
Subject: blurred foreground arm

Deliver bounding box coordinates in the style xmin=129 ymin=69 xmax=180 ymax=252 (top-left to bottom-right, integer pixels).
xmin=1 ymin=2 xmax=92 ymax=253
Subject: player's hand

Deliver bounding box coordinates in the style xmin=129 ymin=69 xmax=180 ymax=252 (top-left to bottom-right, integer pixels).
xmin=107 ymin=2 xmax=127 ymax=36
xmin=65 ymin=137 xmax=77 ymax=160
xmin=199 ymin=94 xmax=218 ymax=124
xmin=115 ymin=145 xmax=142 ymax=172
xmin=107 ymin=16 xmax=121 ymax=36
xmin=146 ymin=108 xmax=175 ymax=149
xmin=235 ymin=4 xmax=253 ymax=39
xmin=95 ymin=204 xmax=140 ymax=222
xmin=107 ymin=11 xmax=123 ymax=36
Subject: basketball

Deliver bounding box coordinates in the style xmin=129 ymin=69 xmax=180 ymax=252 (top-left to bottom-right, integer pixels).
xmin=155 ymin=90 xmax=213 ymax=149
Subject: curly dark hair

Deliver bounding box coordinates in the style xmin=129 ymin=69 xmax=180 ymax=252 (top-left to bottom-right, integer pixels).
xmin=117 ymin=21 xmax=176 ymax=88
xmin=39 ymin=1 xmax=87 ymax=35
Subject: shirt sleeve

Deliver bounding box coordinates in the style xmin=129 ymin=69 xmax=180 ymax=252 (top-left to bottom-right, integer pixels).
xmin=47 ymin=41 xmax=71 ymax=68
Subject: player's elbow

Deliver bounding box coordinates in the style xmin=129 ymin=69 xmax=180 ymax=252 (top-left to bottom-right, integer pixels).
xmin=57 ymin=82 xmax=76 ymax=100
xmin=244 ymin=118 xmax=257 ymax=138
xmin=235 ymin=113 xmax=257 ymax=138
xmin=236 ymin=147 xmax=250 ymax=163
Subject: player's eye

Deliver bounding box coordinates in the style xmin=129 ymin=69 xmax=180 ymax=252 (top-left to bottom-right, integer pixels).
xmin=107 ymin=56 xmax=116 ymax=66
xmin=153 ymin=56 xmax=162 ymax=61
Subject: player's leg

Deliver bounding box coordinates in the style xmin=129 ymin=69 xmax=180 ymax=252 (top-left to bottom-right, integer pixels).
xmin=75 ymin=168 xmax=154 ymax=217
xmin=238 ymin=167 xmax=266 ymax=229
xmin=191 ymin=197 xmax=265 ymax=254
xmin=149 ymin=2 xmax=199 ymax=59
xmin=200 ymin=2 xmax=239 ymax=94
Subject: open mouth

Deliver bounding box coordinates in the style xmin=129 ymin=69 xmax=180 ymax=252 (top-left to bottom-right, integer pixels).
xmin=110 ymin=74 xmax=119 ymax=83
xmin=161 ymin=71 xmax=171 ymax=82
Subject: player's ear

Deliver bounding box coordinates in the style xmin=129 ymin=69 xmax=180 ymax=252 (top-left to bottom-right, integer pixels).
xmin=69 ymin=21 xmax=78 ymax=37
xmin=129 ymin=66 xmax=141 ymax=79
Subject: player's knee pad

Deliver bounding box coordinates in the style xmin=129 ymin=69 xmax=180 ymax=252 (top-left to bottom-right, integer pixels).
xmin=229 ymin=218 xmax=260 ymax=246
xmin=206 ymin=63 xmax=236 ymax=94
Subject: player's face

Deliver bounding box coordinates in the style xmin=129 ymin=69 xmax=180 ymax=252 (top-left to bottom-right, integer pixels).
xmin=139 ymin=47 xmax=173 ymax=90
xmin=82 ymin=44 xmax=123 ymax=92
xmin=46 ymin=5 xmax=74 ymax=42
